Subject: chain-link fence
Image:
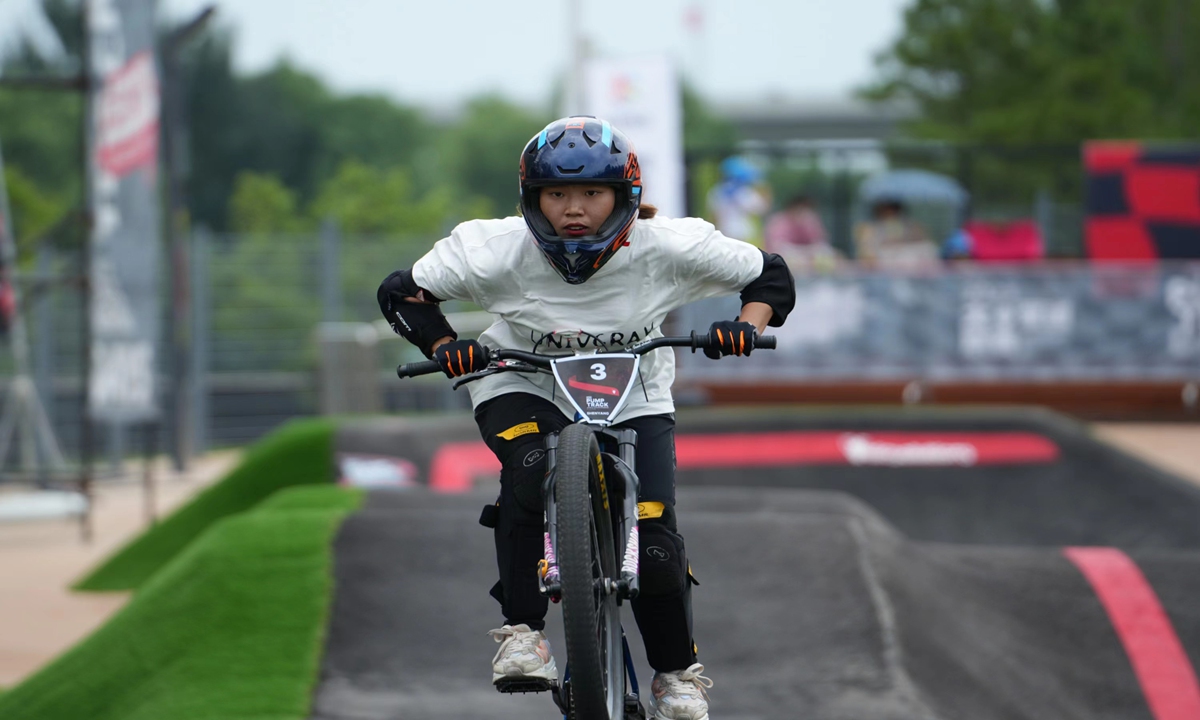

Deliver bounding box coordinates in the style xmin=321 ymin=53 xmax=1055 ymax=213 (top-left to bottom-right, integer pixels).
xmin=0 ymin=224 xmax=471 ymax=477
xmin=0 ymin=140 xmax=1162 ymax=474
xmin=198 ymin=225 xmax=476 ymax=447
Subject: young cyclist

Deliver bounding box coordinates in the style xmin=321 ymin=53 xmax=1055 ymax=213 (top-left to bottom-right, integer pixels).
xmin=377 ymin=116 xmax=794 ymax=719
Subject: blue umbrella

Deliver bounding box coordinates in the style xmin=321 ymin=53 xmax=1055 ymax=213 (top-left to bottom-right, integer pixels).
xmin=859 ymin=169 xmax=969 ymax=208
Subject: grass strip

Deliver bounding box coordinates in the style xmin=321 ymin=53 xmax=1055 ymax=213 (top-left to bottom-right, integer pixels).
xmin=76 ymin=418 xmax=336 ymax=591
xmin=0 ymin=486 xmax=363 ymax=720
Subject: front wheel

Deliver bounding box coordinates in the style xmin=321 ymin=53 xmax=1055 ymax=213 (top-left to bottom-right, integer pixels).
xmin=554 ymin=424 xmax=623 ymax=720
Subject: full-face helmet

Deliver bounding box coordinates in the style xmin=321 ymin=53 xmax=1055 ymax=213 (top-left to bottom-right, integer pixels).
xmin=519 ymin=116 xmax=642 ymax=284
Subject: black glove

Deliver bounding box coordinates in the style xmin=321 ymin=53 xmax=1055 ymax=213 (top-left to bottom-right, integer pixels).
xmin=704 ymin=320 xmax=756 ymax=359
xmin=433 ymin=339 xmax=487 ymax=378
xmin=377 ymin=270 xmax=456 ymax=358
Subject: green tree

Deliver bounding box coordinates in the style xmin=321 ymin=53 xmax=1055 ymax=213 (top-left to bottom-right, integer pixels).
xmin=441 ymin=96 xmax=551 ymax=217
xmin=682 ymin=83 xmax=738 ymax=157
xmin=308 ymin=161 xmax=448 ymax=235
xmin=228 ymin=172 xmax=309 ymax=234
xmin=184 ymin=40 xmax=436 ymax=231
xmin=2 ymin=165 xmax=67 ymax=251
xmin=0 ymin=0 xmax=85 ymax=250
xmin=681 ymin=84 xmax=740 ymax=217
xmin=866 ymin=0 xmax=1200 ymax=143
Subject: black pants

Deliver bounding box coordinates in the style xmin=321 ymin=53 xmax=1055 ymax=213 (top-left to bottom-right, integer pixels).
xmin=475 ymin=393 xmax=697 ymax=672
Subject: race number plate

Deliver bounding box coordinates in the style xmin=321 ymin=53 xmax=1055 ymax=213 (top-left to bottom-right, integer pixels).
xmin=551 ymin=354 xmax=641 ymax=425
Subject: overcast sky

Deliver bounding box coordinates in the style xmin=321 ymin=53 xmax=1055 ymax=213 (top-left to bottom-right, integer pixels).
xmin=0 ymin=0 xmax=911 ymax=109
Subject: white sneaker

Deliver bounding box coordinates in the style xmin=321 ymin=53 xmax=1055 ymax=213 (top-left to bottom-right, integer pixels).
xmin=488 ymin=624 xmax=558 ymax=685
xmin=650 ymin=663 xmax=713 ymax=720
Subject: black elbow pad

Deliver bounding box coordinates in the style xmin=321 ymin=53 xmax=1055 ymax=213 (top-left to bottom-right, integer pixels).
xmin=740 ymin=251 xmax=796 ymax=327
xmin=377 ymin=270 xmax=457 ymax=358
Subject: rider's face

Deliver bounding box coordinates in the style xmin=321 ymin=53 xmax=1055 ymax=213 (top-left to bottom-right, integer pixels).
xmin=538 ymin=185 xmax=616 ymax=238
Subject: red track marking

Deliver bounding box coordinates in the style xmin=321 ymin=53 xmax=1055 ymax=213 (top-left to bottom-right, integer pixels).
xmin=429 ymin=441 xmax=499 ymax=493
xmin=1064 ymin=547 xmax=1200 ymax=720
xmin=428 ymin=431 xmax=1058 ymax=492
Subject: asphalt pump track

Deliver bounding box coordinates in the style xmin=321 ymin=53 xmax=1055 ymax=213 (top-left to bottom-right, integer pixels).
xmin=312 ymin=409 xmax=1200 ymax=719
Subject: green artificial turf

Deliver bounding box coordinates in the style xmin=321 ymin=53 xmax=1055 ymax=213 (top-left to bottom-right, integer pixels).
xmin=76 ymin=418 xmax=337 ymax=591
xmin=0 ymin=486 xmax=363 ymax=720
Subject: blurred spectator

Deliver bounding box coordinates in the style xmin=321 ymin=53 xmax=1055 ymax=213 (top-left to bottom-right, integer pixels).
xmin=765 ymin=195 xmax=840 ymax=273
xmin=853 ymin=199 xmax=940 ymax=270
xmin=708 ymin=157 xmax=771 ymax=247
xmin=956 ymin=220 xmax=1046 ymax=262
xmin=942 ymin=227 xmax=974 ymax=262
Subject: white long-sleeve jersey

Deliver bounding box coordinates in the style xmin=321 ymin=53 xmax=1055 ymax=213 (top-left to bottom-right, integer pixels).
xmin=412 ymin=215 xmax=763 ymax=422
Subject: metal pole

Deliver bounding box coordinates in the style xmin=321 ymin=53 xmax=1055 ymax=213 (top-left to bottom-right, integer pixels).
xmin=320 ymin=218 xmax=342 ymax=323
xmin=164 ymin=39 xmax=191 ymax=471
xmin=563 ymin=0 xmax=586 ymax=115
xmin=142 ymin=421 xmax=156 ymax=524
xmin=163 ymin=6 xmax=216 ymax=473
xmin=190 ymin=227 xmax=210 ymax=455
xmin=79 ymin=0 xmax=95 ymax=542
xmin=832 ymin=150 xmax=851 ymax=256
xmin=34 ymin=247 xmax=56 ymax=487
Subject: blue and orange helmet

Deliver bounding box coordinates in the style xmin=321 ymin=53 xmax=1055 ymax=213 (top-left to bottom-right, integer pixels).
xmin=519 ymin=116 xmax=642 ymax=284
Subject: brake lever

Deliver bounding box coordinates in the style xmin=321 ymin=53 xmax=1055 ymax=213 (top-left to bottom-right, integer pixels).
xmin=450 ymin=360 xmax=547 ymax=390
xmin=451 ymin=367 xmax=501 ymax=390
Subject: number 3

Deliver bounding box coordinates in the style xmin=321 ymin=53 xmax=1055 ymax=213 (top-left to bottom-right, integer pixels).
xmin=590 ymin=363 xmax=607 ymax=380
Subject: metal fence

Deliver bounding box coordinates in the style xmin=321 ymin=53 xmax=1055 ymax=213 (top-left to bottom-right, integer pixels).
xmin=676 ymin=262 xmax=1200 ymax=382
xmin=5 ymin=220 xmax=1198 ymax=476
xmin=0 ymin=225 xmax=466 ymax=476
xmin=196 ymin=225 xmax=472 ymax=446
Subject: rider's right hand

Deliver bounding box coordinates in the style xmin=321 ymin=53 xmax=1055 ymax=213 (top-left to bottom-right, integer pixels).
xmin=433 ymin=339 xmax=487 ymax=378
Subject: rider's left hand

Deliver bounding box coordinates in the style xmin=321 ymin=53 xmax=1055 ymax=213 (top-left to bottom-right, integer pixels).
xmin=434 ymin=339 xmax=487 ymax=377
xmin=704 ymin=320 xmax=756 ymax=359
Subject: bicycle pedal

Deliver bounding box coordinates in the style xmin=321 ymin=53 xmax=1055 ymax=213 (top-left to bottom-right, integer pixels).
xmin=494 ymin=677 xmax=556 ymax=694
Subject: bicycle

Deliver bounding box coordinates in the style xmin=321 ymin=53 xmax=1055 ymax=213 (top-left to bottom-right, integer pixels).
xmin=396 ymin=330 xmax=776 ymax=720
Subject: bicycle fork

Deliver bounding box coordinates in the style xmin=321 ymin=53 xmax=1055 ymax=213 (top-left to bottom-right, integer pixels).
xmin=537 ymin=428 xmax=642 ymax=604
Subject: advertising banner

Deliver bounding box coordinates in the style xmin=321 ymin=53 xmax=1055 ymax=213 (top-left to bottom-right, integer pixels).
xmin=583 ymin=55 xmax=685 ymax=219
xmin=86 ymin=0 xmax=161 ymax=421
xmin=1085 ymin=142 xmax=1200 ymax=260
xmin=674 ymin=264 xmax=1200 ymax=382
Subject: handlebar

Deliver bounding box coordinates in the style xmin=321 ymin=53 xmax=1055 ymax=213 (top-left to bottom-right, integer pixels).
xmin=396 ymin=359 xmax=442 ymax=379
xmin=397 ymin=331 xmax=777 ymax=379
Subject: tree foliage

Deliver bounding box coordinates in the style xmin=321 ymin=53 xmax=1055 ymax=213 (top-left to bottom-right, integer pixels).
xmin=439 ymin=96 xmax=552 ymax=218
xmin=309 ymin=161 xmax=450 ymax=235
xmin=867 ymin=0 xmax=1200 ymax=143
xmin=228 ymin=172 xmax=308 ymax=235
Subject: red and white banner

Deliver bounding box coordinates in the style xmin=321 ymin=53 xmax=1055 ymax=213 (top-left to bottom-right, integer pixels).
xmin=96 ymin=51 xmax=159 ymax=177
xmin=674 ymin=431 xmax=1059 ymax=468
xmin=87 ymin=0 xmax=162 ymax=422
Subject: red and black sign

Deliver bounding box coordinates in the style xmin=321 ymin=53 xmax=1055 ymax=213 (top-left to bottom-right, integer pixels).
xmin=1085 ymin=142 xmax=1200 ymax=259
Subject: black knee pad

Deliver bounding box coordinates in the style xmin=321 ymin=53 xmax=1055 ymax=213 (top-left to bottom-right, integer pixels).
xmin=639 ymin=518 xmax=688 ymax=598
xmin=503 ymin=437 xmax=547 ymax=516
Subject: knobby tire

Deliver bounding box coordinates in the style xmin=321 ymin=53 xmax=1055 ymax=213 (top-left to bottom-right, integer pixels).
xmin=555 ymin=424 xmax=622 ymax=720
